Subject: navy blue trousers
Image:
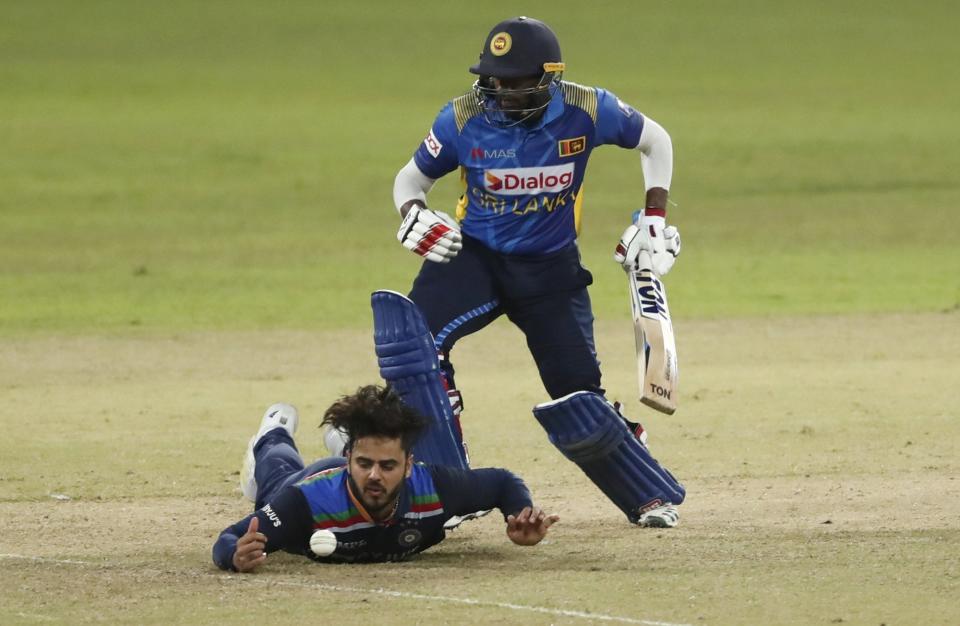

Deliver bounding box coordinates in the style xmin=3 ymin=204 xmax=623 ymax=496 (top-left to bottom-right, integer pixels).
xmin=409 ymin=236 xmax=603 ymax=400
xmin=252 ymin=429 xmax=345 ymax=509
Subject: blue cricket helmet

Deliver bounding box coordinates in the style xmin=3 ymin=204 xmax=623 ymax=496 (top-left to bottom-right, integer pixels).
xmin=469 ymin=16 xmax=564 ymax=79
xmin=469 ymin=17 xmax=565 ymax=127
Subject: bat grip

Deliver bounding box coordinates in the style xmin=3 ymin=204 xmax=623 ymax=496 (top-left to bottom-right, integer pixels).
xmin=630 ymin=210 xmax=654 ymax=273
xmin=636 ymin=250 xmax=653 ymax=273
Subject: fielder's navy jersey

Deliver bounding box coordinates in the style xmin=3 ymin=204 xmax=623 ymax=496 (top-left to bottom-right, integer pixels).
xmin=413 ymin=82 xmax=645 ymax=255
xmin=212 ymin=462 xmax=532 ymax=567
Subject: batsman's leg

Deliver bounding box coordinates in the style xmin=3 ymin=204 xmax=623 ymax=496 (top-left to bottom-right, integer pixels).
xmin=405 ymin=236 xmax=502 ymax=466
xmin=506 ymin=287 xmax=604 ymax=399
xmin=533 ymin=391 xmax=685 ymax=526
xmin=509 ymin=287 xmax=651 ymax=445
xmin=373 ymin=290 xmax=470 ymax=468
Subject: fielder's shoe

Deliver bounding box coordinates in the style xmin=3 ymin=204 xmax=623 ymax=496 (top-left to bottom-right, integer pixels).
xmin=240 ymin=403 xmax=299 ymax=502
xmin=443 ymin=508 xmax=493 ymax=531
xmin=637 ymin=503 xmax=680 ymax=528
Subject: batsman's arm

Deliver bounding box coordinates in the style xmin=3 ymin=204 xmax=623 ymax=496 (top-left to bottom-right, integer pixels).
xmin=394 ymin=158 xmax=463 ymax=262
xmin=397 ymin=102 xmax=461 ymax=217
xmin=394 ymin=158 xmax=437 ymax=218
xmin=593 ymin=89 xmax=672 ymax=213
xmin=636 ymin=116 xmax=673 ymax=213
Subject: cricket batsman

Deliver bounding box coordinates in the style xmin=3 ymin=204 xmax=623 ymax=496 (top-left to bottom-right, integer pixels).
xmin=391 ymin=17 xmax=685 ymax=527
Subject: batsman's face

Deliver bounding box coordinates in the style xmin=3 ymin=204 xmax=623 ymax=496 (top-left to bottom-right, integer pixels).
xmin=347 ymin=436 xmax=412 ymax=520
xmin=492 ymin=75 xmax=546 ymax=119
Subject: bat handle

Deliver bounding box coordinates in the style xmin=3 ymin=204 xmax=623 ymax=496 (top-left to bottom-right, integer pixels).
xmin=630 ymin=210 xmax=654 ymax=273
xmin=636 ymin=250 xmax=653 ymax=273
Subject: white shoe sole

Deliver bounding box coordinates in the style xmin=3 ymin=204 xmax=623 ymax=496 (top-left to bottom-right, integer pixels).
xmin=444 ymin=508 xmax=493 ymax=530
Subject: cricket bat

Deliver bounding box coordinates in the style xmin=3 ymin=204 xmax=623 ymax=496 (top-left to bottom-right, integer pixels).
xmin=628 ymin=251 xmax=678 ymax=414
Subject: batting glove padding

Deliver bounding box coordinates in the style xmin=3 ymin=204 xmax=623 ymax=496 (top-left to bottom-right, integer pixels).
xmin=397 ymin=205 xmax=463 ymax=263
xmin=613 ymin=211 xmax=681 ymax=277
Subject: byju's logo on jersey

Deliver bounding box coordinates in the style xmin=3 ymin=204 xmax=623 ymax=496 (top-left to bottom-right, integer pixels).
xmin=484 ymin=164 xmax=575 ymax=195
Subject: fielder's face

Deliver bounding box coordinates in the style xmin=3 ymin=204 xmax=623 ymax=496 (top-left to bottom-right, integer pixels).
xmin=347 ymin=436 xmax=413 ymax=520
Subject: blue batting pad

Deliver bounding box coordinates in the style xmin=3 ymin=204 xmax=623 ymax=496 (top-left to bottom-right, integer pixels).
xmin=533 ymin=391 xmax=685 ymax=523
xmin=372 ymin=290 xmax=468 ymax=469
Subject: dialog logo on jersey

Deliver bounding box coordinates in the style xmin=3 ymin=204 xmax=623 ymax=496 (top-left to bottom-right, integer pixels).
xmin=484 ymin=163 xmax=575 ymax=195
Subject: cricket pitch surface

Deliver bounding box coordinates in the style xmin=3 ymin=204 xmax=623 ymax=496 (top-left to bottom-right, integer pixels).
xmin=2 ymin=312 xmax=958 ymax=624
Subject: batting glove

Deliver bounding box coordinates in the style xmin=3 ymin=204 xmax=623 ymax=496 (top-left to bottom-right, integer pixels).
xmin=397 ymin=205 xmax=463 ymax=263
xmin=613 ymin=210 xmax=681 ymax=276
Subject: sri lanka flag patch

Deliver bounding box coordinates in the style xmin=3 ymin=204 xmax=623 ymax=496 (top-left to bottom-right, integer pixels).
xmin=558 ymin=136 xmax=586 ymax=157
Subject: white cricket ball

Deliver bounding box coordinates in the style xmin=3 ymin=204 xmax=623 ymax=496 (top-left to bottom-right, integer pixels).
xmin=310 ymin=529 xmax=338 ymax=557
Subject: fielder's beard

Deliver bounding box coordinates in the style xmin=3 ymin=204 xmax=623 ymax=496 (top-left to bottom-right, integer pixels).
xmin=348 ymin=473 xmax=403 ymax=521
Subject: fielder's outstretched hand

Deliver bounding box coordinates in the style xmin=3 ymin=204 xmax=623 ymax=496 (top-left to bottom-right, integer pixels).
xmin=506 ymin=506 xmax=559 ymax=546
xmin=232 ymin=516 xmax=268 ymax=573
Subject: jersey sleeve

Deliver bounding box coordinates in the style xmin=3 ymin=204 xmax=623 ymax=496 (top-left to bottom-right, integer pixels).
xmin=429 ymin=465 xmax=533 ymax=521
xmin=594 ymin=88 xmax=645 ymax=149
xmin=211 ymin=486 xmax=314 ymax=571
xmin=412 ymin=102 xmax=461 ymax=179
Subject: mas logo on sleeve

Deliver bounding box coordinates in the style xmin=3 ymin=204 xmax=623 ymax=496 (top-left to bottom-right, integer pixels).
xmin=558 ymin=136 xmax=586 ymax=157
xmin=423 ymin=129 xmax=443 ymax=158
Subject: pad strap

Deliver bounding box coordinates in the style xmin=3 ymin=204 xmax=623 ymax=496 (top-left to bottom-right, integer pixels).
xmin=533 ymin=391 xmax=684 ymax=523
xmin=372 ymin=290 xmax=468 ymax=468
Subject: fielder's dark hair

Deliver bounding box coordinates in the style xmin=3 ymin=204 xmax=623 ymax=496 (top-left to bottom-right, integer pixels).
xmin=320 ymin=384 xmax=428 ymax=454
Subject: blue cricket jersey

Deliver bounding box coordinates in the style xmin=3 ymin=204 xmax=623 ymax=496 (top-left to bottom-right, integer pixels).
xmin=413 ymin=82 xmax=645 ymax=255
xmin=212 ymin=463 xmax=532 ymax=566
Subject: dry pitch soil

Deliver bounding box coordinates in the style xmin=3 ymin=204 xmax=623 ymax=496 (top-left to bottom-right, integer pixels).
xmin=1 ymin=312 xmax=958 ymax=625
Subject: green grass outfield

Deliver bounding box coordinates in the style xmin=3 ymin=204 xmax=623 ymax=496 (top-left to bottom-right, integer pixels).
xmin=2 ymin=0 xmax=958 ymax=334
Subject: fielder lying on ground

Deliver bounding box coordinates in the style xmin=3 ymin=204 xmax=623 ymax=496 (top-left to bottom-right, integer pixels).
xmin=212 ymin=385 xmax=558 ymax=570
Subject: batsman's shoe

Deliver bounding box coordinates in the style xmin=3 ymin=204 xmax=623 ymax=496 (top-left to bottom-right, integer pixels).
xmin=240 ymin=403 xmax=300 ymax=502
xmin=637 ymin=503 xmax=680 ymax=528
xmin=443 ymin=508 xmax=493 ymax=531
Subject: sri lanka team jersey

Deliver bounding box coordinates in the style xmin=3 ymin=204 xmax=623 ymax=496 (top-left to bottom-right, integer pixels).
xmin=413 ymin=81 xmax=645 ymax=255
